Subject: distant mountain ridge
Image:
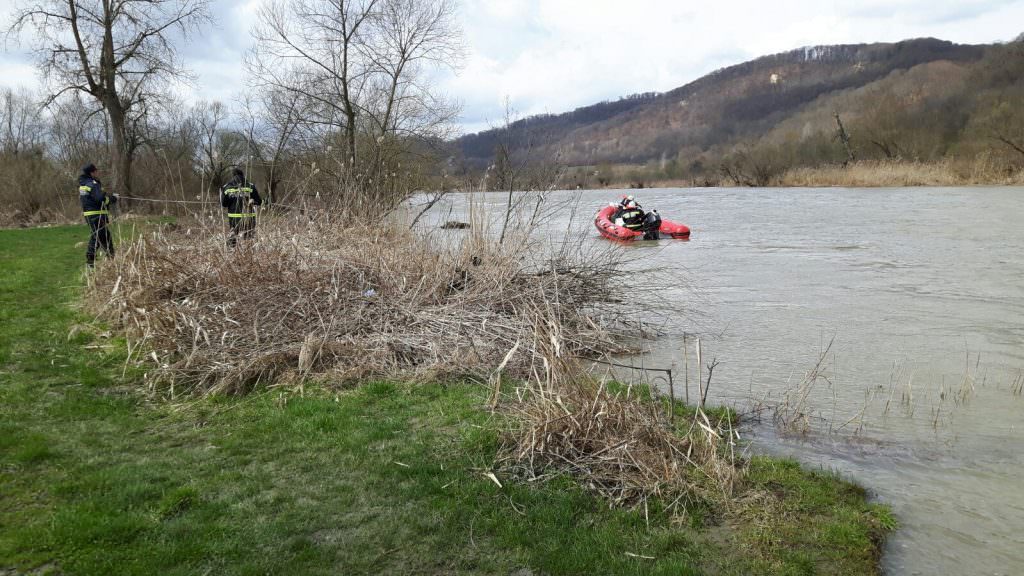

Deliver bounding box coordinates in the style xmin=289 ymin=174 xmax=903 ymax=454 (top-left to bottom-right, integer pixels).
xmin=455 ymin=38 xmax=998 ymax=175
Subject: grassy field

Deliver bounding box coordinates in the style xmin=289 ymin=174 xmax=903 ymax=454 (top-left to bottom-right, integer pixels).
xmin=0 ymin=224 xmax=893 ymax=575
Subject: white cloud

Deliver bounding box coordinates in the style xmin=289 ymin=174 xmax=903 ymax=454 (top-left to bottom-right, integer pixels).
xmin=2 ymin=0 xmax=1022 ymax=131
xmin=0 ymin=56 xmax=39 ymax=92
xmin=0 ymin=2 xmax=44 ymax=93
xmin=168 ymin=0 xmax=262 ymax=104
xmin=441 ymin=0 xmax=1024 ymax=134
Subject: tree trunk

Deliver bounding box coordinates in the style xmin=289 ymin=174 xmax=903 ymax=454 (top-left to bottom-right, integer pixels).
xmin=996 ymin=135 xmax=1024 ymax=158
xmin=345 ymin=112 xmax=357 ymax=166
xmin=106 ymin=101 xmax=132 ymax=195
xmin=871 ymin=139 xmax=899 ymax=160
xmin=99 ymin=9 xmax=131 ymax=196
xmin=834 ymin=113 xmax=856 ymax=165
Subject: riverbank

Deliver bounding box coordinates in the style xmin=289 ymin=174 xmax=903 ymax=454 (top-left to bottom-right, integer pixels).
xmin=594 ymin=159 xmax=1024 ymax=190
xmin=1 ymin=224 xmax=893 ymax=575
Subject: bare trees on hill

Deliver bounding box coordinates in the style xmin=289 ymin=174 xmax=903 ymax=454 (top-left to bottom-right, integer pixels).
xmin=970 ymin=41 xmax=1024 ymax=161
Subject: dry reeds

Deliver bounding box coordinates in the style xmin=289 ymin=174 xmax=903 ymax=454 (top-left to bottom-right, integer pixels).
xmin=778 ymin=158 xmax=1024 ymax=187
xmin=85 ymin=207 xmax=631 ymax=395
xmin=767 ymin=338 xmax=835 ymax=435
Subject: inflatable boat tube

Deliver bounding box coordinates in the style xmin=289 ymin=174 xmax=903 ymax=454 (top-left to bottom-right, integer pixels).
xmin=594 ymin=205 xmax=690 ymax=241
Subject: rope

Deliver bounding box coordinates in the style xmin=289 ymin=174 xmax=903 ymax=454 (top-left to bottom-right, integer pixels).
xmin=116 ymin=195 xmax=309 ymax=212
xmin=581 ymin=356 xmax=673 ymax=375
xmin=117 ymin=196 xmax=216 ymax=205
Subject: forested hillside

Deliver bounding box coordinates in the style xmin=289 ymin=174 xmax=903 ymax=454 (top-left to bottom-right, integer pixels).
xmin=456 ymin=37 xmax=1024 ymax=186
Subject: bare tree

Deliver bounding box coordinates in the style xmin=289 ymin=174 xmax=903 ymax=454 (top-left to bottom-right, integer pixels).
xmin=833 ymin=113 xmax=856 ymax=165
xmin=190 ymin=100 xmax=246 ymax=193
xmin=860 ymin=90 xmax=906 ymax=161
xmin=983 ymin=96 xmax=1024 ymax=159
xmin=9 ymin=0 xmax=212 ymax=195
xmin=248 ymin=0 xmax=463 ymax=198
xmin=719 ymin=147 xmax=780 ymax=187
xmin=488 ymin=99 xmax=567 ymax=244
xmin=493 ymin=98 xmax=527 ymax=243
xmin=362 ymin=0 xmax=462 ymax=147
xmin=238 ymin=88 xmax=303 ymax=205
xmin=47 ymin=93 xmax=109 ymax=168
xmin=249 ymin=0 xmax=378 ymax=167
xmin=0 ymin=87 xmax=46 ymax=156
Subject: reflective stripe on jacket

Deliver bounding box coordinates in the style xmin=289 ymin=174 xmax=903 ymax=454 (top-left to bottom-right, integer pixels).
xmin=79 ymin=174 xmax=116 ymax=216
xmin=618 ymin=209 xmax=645 ymax=229
xmin=219 ymin=178 xmax=262 ymax=217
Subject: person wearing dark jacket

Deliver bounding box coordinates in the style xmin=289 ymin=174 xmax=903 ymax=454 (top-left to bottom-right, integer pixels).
xmin=614 ymin=195 xmax=662 ymax=239
xmin=614 ymin=199 xmax=646 ymax=231
xmin=79 ymin=163 xmax=116 ymax=267
xmin=219 ymin=167 xmax=263 ymax=246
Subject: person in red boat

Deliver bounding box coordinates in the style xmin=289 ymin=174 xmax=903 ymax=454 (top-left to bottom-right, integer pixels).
xmin=613 ymin=195 xmax=662 ymax=239
xmin=614 ymin=196 xmax=646 ymax=231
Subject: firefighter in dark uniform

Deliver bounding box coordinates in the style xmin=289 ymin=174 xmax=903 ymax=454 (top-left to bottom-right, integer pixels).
xmin=79 ymin=163 xmax=116 ymax=267
xmin=614 ymin=196 xmax=646 ymax=231
xmin=219 ymin=167 xmax=262 ymax=246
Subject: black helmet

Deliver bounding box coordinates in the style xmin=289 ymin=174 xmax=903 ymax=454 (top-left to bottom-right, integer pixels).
xmin=232 ymin=167 xmax=245 ymax=179
xmin=81 ymin=163 xmax=97 ymax=176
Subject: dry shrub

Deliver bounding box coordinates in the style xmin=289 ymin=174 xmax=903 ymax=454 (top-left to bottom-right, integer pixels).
xmin=494 ymin=316 xmax=742 ymax=515
xmin=497 ymin=376 xmax=742 ymax=514
xmin=1 ymin=152 xmax=78 ymax=226
xmin=85 ymin=209 xmax=631 ymax=394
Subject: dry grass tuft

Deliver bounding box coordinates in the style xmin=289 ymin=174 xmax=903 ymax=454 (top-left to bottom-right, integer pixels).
xmin=497 ymin=376 xmax=742 ymax=514
xmin=494 ymin=315 xmax=742 ymax=515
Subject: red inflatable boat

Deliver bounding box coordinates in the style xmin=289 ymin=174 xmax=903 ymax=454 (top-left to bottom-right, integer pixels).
xmin=594 ymin=204 xmax=690 ymax=241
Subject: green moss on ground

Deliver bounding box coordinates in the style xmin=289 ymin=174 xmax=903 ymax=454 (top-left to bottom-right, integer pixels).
xmin=0 ymin=224 xmax=892 ymax=575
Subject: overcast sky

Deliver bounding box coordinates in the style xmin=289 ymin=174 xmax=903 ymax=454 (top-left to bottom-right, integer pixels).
xmin=2 ymin=0 xmax=1023 ymax=134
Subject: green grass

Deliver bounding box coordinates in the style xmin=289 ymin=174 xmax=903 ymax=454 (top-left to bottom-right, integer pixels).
xmin=0 ymin=224 xmax=892 ymax=575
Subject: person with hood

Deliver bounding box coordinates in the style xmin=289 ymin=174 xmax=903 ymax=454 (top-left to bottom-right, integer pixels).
xmin=618 ymin=194 xmax=641 ymax=211
xmin=219 ymin=167 xmax=263 ymax=246
xmin=78 ymin=163 xmax=116 ymax=267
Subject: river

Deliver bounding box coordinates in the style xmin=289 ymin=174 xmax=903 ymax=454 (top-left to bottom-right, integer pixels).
xmin=420 ymin=186 xmax=1024 ymax=575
